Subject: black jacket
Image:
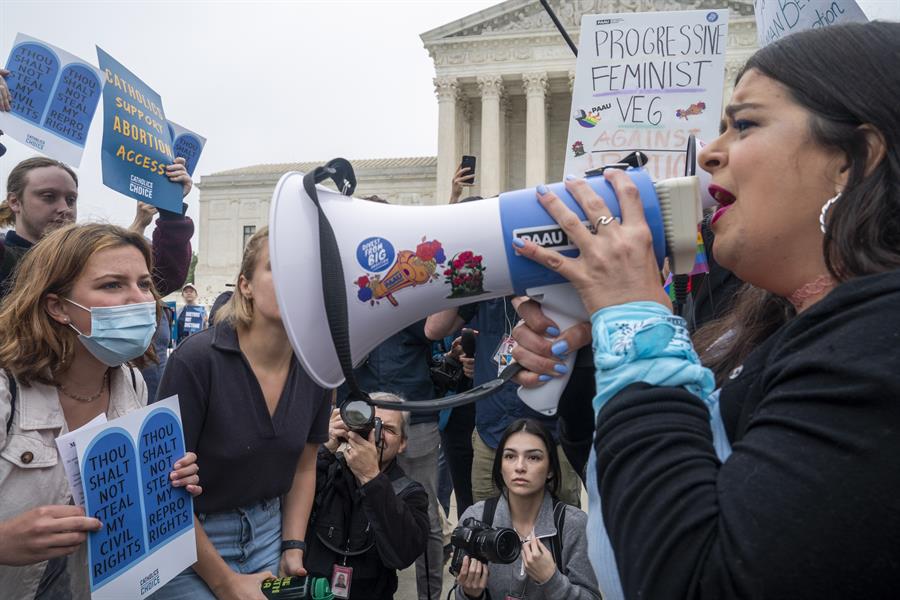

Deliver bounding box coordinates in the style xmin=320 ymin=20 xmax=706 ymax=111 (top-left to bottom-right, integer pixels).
xmin=595 ymin=269 xmax=900 ymax=599
xmin=306 ymin=448 xmax=429 ymax=599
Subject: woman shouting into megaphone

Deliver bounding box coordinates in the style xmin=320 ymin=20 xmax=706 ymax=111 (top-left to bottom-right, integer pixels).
xmin=510 ymin=21 xmax=900 ymax=600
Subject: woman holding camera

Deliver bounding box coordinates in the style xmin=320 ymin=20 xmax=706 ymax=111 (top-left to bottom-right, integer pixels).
xmin=154 ymin=227 xmax=332 ymax=600
xmin=454 ymin=418 xmax=599 ymax=600
xmin=0 ymin=223 xmax=200 ymax=599
xmin=512 ymin=21 xmax=900 ymax=600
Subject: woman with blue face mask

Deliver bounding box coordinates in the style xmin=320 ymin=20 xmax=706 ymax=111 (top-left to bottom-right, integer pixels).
xmin=0 ymin=223 xmax=201 ymax=600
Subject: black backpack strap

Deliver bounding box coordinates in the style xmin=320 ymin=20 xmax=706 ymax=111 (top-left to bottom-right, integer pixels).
xmin=5 ymin=369 xmax=16 ymax=435
xmin=390 ymin=474 xmax=417 ymax=497
xmin=482 ymin=496 xmax=499 ymax=527
xmin=551 ymin=499 xmax=568 ymax=575
xmin=129 ymin=365 xmax=137 ymax=391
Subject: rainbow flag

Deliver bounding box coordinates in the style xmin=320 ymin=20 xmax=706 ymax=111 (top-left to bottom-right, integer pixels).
xmin=690 ymin=230 xmax=710 ymax=276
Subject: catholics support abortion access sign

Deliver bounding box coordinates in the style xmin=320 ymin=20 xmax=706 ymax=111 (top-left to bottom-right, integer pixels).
xmin=564 ymin=10 xmax=729 ymax=181
xmin=0 ymin=33 xmax=104 ymax=166
xmin=97 ymin=47 xmax=183 ymax=212
xmin=70 ymin=397 xmax=196 ymax=599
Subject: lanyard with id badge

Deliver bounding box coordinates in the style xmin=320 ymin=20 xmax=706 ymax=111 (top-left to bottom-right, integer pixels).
xmin=491 ymin=298 xmax=518 ymax=377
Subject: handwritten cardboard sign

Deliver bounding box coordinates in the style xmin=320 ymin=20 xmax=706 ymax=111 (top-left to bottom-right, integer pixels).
xmin=753 ymin=0 xmax=867 ymax=47
xmin=97 ymin=47 xmax=182 ymax=212
xmin=0 ymin=33 xmax=104 ymax=166
xmin=72 ymin=396 xmax=195 ymax=599
xmin=564 ymin=10 xmax=729 ymax=181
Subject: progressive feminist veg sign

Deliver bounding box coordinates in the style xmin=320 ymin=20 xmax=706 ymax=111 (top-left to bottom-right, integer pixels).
xmin=73 ymin=397 xmax=195 ymax=599
xmin=564 ymin=10 xmax=729 ymax=181
xmin=0 ymin=33 xmax=104 ymax=166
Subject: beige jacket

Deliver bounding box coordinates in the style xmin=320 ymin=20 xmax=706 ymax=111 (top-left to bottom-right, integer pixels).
xmin=0 ymin=366 xmax=146 ymax=600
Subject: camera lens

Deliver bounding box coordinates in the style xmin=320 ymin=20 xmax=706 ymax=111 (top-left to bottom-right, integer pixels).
xmin=341 ymin=399 xmax=374 ymax=429
xmin=492 ymin=529 xmax=520 ymax=563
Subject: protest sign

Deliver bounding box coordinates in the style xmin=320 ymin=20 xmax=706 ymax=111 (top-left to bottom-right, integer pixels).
xmin=55 ymin=413 xmax=108 ymax=507
xmin=0 ymin=33 xmax=104 ymax=166
xmin=97 ymin=47 xmax=182 ymax=212
xmin=753 ymin=0 xmax=867 ymax=47
xmin=72 ymin=396 xmax=195 ymax=599
xmin=564 ymin=10 xmax=729 ymax=181
xmin=167 ymin=120 xmax=206 ymax=177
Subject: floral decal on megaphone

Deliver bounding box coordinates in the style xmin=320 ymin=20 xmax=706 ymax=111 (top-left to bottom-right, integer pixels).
xmin=444 ymin=250 xmax=487 ymax=299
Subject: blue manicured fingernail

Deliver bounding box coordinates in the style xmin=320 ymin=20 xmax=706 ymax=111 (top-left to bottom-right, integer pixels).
xmin=538 ymin=374 xmax=553 ymax=382
xmin=545 ymin=326 xmax=560 ymax=337
xmin=536 ymin=184 xmax=548 ymax=195
xmin=551 ymin=340 xmax=568 ymax=356
xmin=565 ymin=174 xmax=578 ymax=181
xmin=553 ymin=363 xmax=569 ymax=375
xmin=512 ymin=238 xmax=525 ymax=248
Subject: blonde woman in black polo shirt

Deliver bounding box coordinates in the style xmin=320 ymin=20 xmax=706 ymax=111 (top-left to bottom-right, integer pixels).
xmin=155 ymin=227 xmax=332 ymax=600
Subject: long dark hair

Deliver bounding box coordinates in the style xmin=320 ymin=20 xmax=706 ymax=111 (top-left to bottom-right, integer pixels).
xmin=739 ymin=21 xmax=900 ymax=280
xmin=695 ymin=22 xmax=900 ymax=383
xmin=492 ymin=418 xmax=561 ymax=499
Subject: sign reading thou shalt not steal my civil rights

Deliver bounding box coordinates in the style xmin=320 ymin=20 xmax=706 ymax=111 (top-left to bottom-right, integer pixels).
xmin=96 ymin=47 xmax=183 ymax=213
xmin=0 ymin=33 xmax=104 ymax=167
xmin=72 ymin=396 xmax=196 ymax=600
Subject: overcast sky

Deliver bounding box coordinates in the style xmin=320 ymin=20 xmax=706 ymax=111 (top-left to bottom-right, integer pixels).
xmin=1 ymin=0 xmax=896 ymax=251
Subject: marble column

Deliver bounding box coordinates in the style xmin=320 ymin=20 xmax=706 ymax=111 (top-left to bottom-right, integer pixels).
xmin=499 ymin=95 xmax=510 ymax=193
xmin=522 ymin=72 xmax=549 ymax=187
xmin=477 ymin=75 xmax=504 ymax=198
xmin=434 ymin=76 xmax=460 ymax=204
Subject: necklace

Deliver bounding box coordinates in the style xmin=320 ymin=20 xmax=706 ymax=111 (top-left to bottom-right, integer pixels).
xmin=787 ymin=274 xmax=835 ymax=311
xmin=56 ymin=370 xmax=109 ymax=403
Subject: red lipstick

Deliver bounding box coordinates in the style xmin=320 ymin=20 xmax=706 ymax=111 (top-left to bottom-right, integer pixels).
xmin=709 ymin=184 xmax=736 ymax=225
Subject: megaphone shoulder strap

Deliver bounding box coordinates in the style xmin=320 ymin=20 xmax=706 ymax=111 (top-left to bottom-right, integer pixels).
xmin=302 ymin=159 xmax=368 ymax=404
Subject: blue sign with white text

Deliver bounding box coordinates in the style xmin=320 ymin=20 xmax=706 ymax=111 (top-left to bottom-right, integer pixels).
xmin=0 ymin=34 xmax=104 ymax=166
xmin=82 ymin=429 xmax=147 ymax=588
xmin=139 ymin=410 xmax=192 ymax=552
xmin=167 ymin=121 xmax=206 ymax=177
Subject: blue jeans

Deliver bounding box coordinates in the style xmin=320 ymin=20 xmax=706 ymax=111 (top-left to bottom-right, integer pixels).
xmin=153 ymin=498 xmax=282 ymax=600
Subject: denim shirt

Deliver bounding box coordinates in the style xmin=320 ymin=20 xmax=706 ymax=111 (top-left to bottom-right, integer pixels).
xmin=338 ymin=320 xmax=437 ymax=424
xmin=471 ymin=297 xmax=559 ymax=449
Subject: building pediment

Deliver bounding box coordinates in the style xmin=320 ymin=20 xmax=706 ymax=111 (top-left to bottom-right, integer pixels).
xmin=421 ymin=0 xmax=754 ymax=42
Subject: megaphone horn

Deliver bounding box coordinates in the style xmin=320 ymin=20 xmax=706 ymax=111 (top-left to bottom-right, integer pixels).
xmin=270 ymin=159 xmax=702 ymax=416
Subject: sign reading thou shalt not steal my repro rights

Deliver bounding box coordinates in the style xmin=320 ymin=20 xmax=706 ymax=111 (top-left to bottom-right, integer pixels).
xmin=71 ymin=396 xmax=196 ymax=599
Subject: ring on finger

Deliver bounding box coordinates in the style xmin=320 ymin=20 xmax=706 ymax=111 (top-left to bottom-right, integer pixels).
xmin=594 ymin=215 xmax=615 ymax=231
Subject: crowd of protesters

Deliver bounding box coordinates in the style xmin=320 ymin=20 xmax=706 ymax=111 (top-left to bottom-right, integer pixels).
xmin=0 ymin=20 xmax=898 ymax=600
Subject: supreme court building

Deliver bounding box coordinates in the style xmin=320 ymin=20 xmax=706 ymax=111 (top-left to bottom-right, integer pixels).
xmin=194 ymin=0 xmax=758 ymax=300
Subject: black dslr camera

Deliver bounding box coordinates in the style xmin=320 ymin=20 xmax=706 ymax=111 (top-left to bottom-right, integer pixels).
xmin=430 ymin=328 xmax=477 ymax=396
xmin=448 ymin=517 xmax=521 ymax=576
xmin=430 ymin=354 xmax=467 ymax=396
xmin=340 ymin=398 xmax=383 ymax=446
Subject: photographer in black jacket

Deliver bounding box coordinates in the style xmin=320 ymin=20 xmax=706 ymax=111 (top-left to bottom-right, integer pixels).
xmin=306 ymin=394 xmax=429 ymax=599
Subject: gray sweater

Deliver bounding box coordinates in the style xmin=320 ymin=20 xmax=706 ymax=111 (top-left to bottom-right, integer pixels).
xmin=454 ymin=493 xmax=601 ymax=600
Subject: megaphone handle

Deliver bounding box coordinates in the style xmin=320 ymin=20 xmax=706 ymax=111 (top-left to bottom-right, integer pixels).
xmin=516 ymin=306 xmax=579 ymax=416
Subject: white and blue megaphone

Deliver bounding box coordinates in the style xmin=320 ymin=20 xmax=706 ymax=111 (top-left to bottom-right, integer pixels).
xmin=270 ymin=156 xmax=703 ymax=415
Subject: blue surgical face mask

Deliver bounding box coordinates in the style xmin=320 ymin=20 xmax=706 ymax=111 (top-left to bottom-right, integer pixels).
xmin=65 ymin=298 xmax=157 ymax=367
